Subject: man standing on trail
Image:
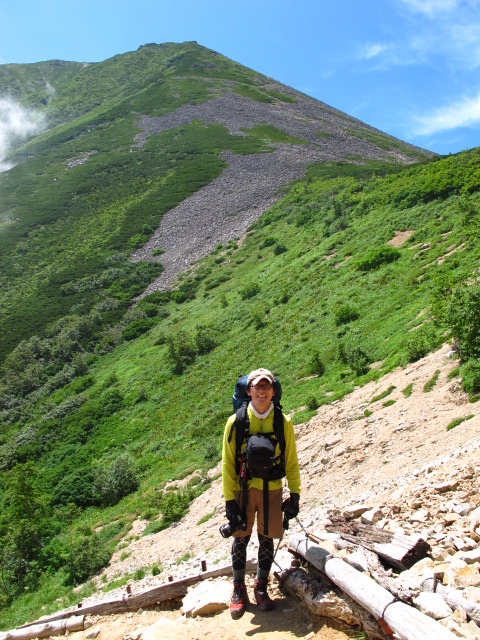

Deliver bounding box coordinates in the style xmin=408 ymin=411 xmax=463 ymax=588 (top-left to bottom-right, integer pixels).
xmin=222 ymin=368 xmax=301 ymax=619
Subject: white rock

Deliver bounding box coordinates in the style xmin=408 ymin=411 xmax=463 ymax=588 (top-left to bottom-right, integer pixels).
xmin=182 ymin=580 xmax=229 ymax=617
xmin=343 ymin=551 xmax=369 ymax=573
xmin=414 ymin=592 xmax=453 ymax=619
xmin=460 ymin=547 xmax=480 ymax=564
xmin=85 ymin=628 xmax=102 ymax=639
xmin=342 ymin=504 xmax=372 ymax=519
xmin=361 ymin=507 xmax=383 ymax=525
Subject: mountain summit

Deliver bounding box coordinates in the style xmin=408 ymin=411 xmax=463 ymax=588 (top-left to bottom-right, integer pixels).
xmin=0 ymin=41 xmax=433 ymax=355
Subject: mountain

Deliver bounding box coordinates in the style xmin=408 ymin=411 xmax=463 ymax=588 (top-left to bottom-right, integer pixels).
xmin=1 ymin=41 xmax=480 ymax=626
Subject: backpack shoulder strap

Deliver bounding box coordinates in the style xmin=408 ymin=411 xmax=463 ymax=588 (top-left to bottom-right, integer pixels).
xmin=228 ymin=402 xmax=250 ymax=454
xmin=272 ymin=406 xmax=286 ymax=454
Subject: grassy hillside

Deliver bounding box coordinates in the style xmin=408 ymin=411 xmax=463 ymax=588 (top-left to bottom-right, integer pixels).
xmin=1 ymin=41 xmax=479 ymax=627
xmin=1 ymin=147 xmax=480 ymax=626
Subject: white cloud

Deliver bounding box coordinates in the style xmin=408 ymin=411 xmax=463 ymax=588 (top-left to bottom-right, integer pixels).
xmin=400 ymin=0 xmax=459 ymax=16
xmin=413 ymin=91 xmax=480 ymax=135
xmin=0 ymin=97 xmax=45 ymax=172
xmin=360 ymin=43 xmax=390 ymax=60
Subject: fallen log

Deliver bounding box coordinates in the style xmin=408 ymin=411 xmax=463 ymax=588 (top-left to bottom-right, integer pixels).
xmin=326 ymin=517 xmax=430 ymax=571
xmin=19 ymin=560 xmax=256 ymax=629
xmin=421 ymin=577 xmax=480 ymax=626
xmin=289 ymin=534 xmax=458 ymax=640
xmin=0 ymin=615 xmax=85 ymax=640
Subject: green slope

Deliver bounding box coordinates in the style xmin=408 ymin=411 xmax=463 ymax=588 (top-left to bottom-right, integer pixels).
xmin=1 ymin=147 xmax=480 ymax=626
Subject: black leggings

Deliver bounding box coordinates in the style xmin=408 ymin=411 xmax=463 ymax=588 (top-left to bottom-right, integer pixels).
xmin=232 ymin=534 xmax=274 ymax=581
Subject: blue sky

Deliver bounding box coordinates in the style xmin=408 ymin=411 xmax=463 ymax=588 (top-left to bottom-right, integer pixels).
xmin=1 ymin=0 xmax=480 ymax=155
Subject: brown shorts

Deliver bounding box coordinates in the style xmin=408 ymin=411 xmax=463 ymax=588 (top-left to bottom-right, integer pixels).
xmin=234 ymin=487 xmax=283 ymax=539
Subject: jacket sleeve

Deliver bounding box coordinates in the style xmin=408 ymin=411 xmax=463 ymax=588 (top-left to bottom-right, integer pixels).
xmin=283 ymin=415 xmax=301 ymax=495
xmin=222 ymin=414 xmax=238 ymax=501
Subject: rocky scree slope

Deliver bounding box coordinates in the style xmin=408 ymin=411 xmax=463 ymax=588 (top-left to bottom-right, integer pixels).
xmin=131 ymin=83 xmax=433 ymax=294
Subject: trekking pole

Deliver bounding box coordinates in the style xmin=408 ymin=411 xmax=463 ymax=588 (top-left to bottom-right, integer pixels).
xmin=271 ymin=513 xmax=289 ymax=570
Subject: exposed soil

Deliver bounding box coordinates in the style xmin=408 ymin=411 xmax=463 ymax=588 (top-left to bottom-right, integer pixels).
xmin=55 ymin=342 xmax=480 ymax=640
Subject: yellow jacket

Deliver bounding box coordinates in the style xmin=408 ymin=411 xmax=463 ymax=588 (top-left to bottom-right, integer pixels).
xmin=222 ymin=404 xmax=301 ymax=501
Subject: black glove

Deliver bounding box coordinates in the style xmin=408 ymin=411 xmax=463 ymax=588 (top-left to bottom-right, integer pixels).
xmin=225 ymin=499 xmax=240 ymax=524
xmin=282 ymin=493 xmax=300 ymax=520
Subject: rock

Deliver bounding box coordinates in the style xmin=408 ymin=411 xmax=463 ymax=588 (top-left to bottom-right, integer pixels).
xmin=85 ymin=628 xmax=102 ymax=639
xmin=141 ymin=617 xmax=179 ymax=640
xmin=413 ymin=592 xmax=453 ymax=619
xmin=325 ymin=436 xmax=342 ymax=450
xmin=398 ymin=558 xmax=436 ymax=590
xmin=454 ymin=503 xmax=473 ymax=517
xmin=445 ymin=513 xmax=462 ymax=525
xmin=449 ymin=565 xmax=480 ymax=589
xmin=342 ymin=504 xmax=372 ymax=519
xmin=360 ymin=507 xmax=384 ymax=525
xmin=182 ymin=580 xmax=229 ymax=617
xmin=410 ymin=509 xmax=429 ymax=523
xmin=435 ymin=481 xmax=461 ymax=493
xmin=460 ymin=548 xmax=480 ymax=564
xmin=343 ymin=550 xmax=369 ymax=573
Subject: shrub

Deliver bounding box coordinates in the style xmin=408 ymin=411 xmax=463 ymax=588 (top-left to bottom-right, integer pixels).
xmin=335 ymin=304 xmax=360 ymax=326
xmin=273 ymin=242 xmax=288 ymax=255
xmin=308 ymin=350 xmax=325 ymax=376
xmin=460 ymin=359 xmax=480 ymax=396
xmin=167 ymin=331 xmax=197 ymax=374
xmin=338 ymin=339 xmax=371 ymax=376
xmin=402 ymin=325 xmax=437 ymax=363
xmin=194 ymin=325 xmax=217 ymax=355
xmin=239 ymin=283 xmax=260 ymax=300
xmin=160 ymin=489 xmax=193 ymax=527
xmin=65 ymin=534 xmax=111 ymax=585
xmin=443 ymin=283 xmax=480 ymax=361
xmin=306 ymin=395 xmax=319 ymax=411
xmin=356 ymin=245 xmax=401 ymax=271
xmin=93 ymin=454 xmax=139 ymax=507
xmin=122 ymin=318 xmax=155 ymax=341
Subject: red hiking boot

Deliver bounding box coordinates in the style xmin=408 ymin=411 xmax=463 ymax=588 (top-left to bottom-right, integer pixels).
xmin=230 ymin=580 xmax=249 ymax=619
xmin=253 ymin=578 xmax=274 ymax=611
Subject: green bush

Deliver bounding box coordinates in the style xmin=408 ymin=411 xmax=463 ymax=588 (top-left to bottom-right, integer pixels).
xmin=93 ymin=454 xmax=139 ymax=507
xmin=167 ymin=331 xmax=197 ymax=374
xmin=338 ymin=339 xmax=371 ymax=376
xmin=122 ymin=318 xmax=155 ymax=341
xmin=335 ymin=304 xmax=360 ymax=326
xmin=239 ymin=283 xmax=260 ymax=300
xmin=402 ymin=325 xmax=437 ymax=363
xmin=356 ymin=245 xmax=401 ymax=271
xmin=443 ymin=283 xmax=480 ymax=361
xmin=308 ymin=350 xmax=325 ymax=376
xmin=460 ymin=359 xmax=480 ymax=396
xmin=273 ymin=242 xmax=287 ymax=255
xmin=65 ymin=534 xmax=111 ymax=585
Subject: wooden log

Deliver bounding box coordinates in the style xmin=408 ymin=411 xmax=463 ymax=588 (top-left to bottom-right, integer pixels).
xmin=18 ymin=560 xmax=256 ymax=629
xmin=327 ymin=518 xmax=430 ymax=571
xmin=0 ymin=615 xmax=84 ymax=640
xmin=421 ymin=577 xmax=480 ymax=626
xmin=289 ymin=534 xmax=458 ymax=640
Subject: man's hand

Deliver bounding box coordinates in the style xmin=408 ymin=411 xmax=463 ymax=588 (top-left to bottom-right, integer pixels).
xmin=281 ymin=493 xmax=300 ymax=520
xmin=225 ymin=499 xmax=240 ymax=524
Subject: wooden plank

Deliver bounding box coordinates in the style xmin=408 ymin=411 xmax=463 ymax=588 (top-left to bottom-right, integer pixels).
xmin=289 ymin=534 xmax=458 ymax=640
xmin=0 ymin=616 xmax=85 ymax=640
xmin=18 ymin=560 xmax=256 ymax=629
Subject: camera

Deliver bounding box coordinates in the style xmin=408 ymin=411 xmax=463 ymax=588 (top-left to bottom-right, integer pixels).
xmin=219 ymin=513 xmax=247 ymax=538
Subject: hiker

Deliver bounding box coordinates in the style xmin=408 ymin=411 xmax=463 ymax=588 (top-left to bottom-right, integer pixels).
xmin=222 ymin=367 xmax=301 ymax=618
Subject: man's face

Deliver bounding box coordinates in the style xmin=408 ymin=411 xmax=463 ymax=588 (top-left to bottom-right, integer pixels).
xmin=247 ymin=378 xmax=274 ymax=413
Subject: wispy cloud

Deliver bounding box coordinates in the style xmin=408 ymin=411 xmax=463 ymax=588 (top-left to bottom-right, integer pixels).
xmin=0 ymin=97 xmax=45 ymax=172
xmin=400 ymin=0 xmax=459 ymax=17
xmin=360 ymin=43 xmax=390 ymax=60
xmin=413 ymin=91 xmax=480 ymax=135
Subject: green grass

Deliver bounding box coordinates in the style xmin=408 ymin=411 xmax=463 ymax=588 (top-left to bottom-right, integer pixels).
xmin=370 ymin=386 xmax=396 ymax=403
xmin=423 ymin=369 xmax=441 ymax=392
xmin=446 ymin=414 xmax=474 ymax=431
xmin=401 ymin=383 xmax=414 ymax=398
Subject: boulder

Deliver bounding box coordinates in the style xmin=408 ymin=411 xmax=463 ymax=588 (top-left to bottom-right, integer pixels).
xmin=413 ymin=592 xmax=453 ymax=620
xmin=182 ymin=579 xmax=229 ymax=617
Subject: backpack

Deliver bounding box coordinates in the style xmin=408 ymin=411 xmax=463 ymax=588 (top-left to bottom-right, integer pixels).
xmin=228 ymin=374 xmax=286 ymax=535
